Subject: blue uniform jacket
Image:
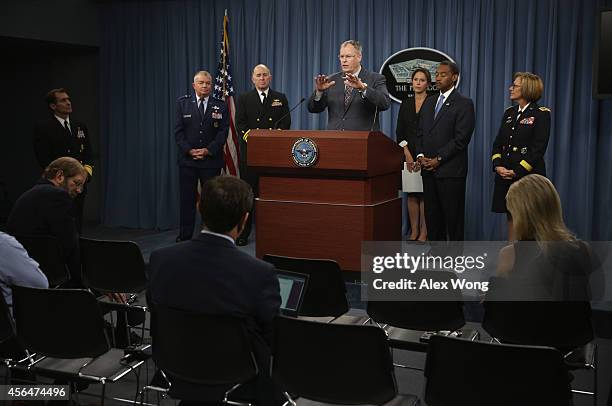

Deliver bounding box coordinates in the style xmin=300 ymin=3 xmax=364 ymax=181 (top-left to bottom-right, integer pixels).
xmin=174 ymin=95 xmax=229 ymax=168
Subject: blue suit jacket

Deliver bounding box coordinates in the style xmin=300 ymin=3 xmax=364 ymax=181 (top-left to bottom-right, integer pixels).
xmin=174 ymin=95 xmax=229 ymax=168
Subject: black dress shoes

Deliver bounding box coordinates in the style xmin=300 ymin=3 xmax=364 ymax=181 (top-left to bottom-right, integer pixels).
xmin=236 ymin=237 xmax=248 ymax=246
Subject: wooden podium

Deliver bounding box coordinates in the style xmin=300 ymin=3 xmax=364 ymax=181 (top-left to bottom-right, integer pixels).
xmin=248 ymin=130 xmax=403 ymax=273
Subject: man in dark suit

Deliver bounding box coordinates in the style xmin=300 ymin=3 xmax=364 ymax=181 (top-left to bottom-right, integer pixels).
xmin=416 ymin=61 xmax=475 ymax=241
xmin=175 ymin=70 xmax=229 ymax=241
xmin=308 ymin=40 xmax=390 ymax=131
xmin=235 ymin=64 xmax=291 ymax=246
xmin=33 ymin=88 xmax=94 ymax=233
xmin=148 ymin=175 xmax=281 ymax=405
xmin=7 ymin=157 xmax=86 ymax=285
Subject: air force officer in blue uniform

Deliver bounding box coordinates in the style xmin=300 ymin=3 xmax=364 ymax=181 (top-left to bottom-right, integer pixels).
xmin=175 ymin=71 xmax=229 ymax=241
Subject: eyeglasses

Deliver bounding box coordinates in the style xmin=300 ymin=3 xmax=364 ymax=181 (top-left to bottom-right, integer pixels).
xmin=338 ymin=54 xmax=356 ymax=60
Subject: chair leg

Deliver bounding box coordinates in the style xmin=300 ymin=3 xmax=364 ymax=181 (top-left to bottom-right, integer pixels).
xmin=100 ymin=380 xmax=106 ymax=406
xmin=282 ymin=391 xmax=297 ymax=406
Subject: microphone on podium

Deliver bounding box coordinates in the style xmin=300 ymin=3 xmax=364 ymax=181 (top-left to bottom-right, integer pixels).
xmin=274 ymin=97 xmax=306 ymax=128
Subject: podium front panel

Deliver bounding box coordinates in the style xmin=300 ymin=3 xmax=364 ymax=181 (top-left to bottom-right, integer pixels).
xmin=255 ymin=197 xmax=401 ymax=272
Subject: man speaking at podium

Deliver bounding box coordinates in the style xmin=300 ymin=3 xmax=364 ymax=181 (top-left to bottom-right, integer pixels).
xmin=307 ymin=40 xmax=390 ymax=131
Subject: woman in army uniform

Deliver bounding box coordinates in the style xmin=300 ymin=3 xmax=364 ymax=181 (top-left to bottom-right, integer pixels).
xmin=491 ymin=72 xmax=551 ymax=240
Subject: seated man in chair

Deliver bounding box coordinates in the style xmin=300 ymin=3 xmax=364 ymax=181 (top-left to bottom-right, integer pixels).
xmin=148 ymin=175 xmax=281 ymax=405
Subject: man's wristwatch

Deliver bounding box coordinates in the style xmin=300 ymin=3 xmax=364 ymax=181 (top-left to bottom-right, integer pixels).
xmin=436 ymin=156 xmax=442 ymax=162
xmin=360 ymin=83 xmax=368 ymax=92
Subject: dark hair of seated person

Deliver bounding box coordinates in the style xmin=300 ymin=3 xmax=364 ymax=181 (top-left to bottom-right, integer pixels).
xmin=199 ymin=175 xmax=254 ymax=234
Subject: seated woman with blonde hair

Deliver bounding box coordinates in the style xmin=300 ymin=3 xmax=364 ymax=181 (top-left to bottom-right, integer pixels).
xmin=487 ymin=174 xmax=595 ymax=351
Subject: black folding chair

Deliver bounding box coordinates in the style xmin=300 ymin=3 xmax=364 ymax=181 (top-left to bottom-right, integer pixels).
xmin=11 ymin=286 xmax=145 ymax=405
xmin=483 ymin=276 xmax=597 ymax=404
xmin=425 ymin=335 xmax=573 ymax=406
xmin=272 ymin=316 xmax=418 ymax=406
xmin=14 ymin=235 xmax=70 ymax=287
xmin=263 ymin=255 xmax=349 ymax=318
xmin=0 ymin=292 xmax=28 ymax=385
xmin=337 ymin=270 xmax=476 ymax=355
xmin=141 ymin=304 xmax=257 ymax=405
xmin=80 ymin=237 xmax=148 ymax=346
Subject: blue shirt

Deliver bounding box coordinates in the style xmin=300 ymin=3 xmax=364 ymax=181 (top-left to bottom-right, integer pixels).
xmin=0 ymin=232 xmax=49 ymax=306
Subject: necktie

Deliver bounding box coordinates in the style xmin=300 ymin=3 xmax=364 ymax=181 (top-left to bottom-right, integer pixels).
xmin=199 ymin=98 xmax=206 ymax=116
xmin=434 ymin=94 xmax=445 ymax=118
xmin=64 ymin=120 xmax=72 ymax=136
xmin=261 ymin=92 xmax=266 ymax=105
xmin=344 ymin=85 xmax=352 ymax=108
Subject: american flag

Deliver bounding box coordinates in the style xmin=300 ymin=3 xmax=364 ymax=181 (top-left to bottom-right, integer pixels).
xmin=213 ymin=10 xmax=240 ymax=177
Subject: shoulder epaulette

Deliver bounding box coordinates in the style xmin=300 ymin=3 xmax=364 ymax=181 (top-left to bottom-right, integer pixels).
xmin=177 ymin=94 xmax=190 ymax=100
xmin=539 ymin=106 xmax=551 ymax=112
xmin=504 ymin=106 xmax=514 ymax=112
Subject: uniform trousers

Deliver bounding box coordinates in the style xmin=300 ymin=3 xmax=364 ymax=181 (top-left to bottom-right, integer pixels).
xmin=178 ymin=166 xmax=221 ymax=240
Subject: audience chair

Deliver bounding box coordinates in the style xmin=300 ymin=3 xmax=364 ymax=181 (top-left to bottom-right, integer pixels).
xmin=141 ymin=304 xmax=257 ymax=405
xmin=424 ymin=335 xmax=573 ymax=406
xmin=272 ymin=316 xmax=419 ymax=406
xmin=263 ymin=255 xmax=349 ymax=318
xmin=14 ymin=234 xmax=70 ymax=287
xmin=11 ymin=286 xmax=145 ymax=405
xmin=483 ymin=276 xmax=597 ymax=404
xmin=0 ymin=292 xmax=27 ymax=385
xmin=80 ymin=237 xmax=148 ymax=346
xmin=336 ymin=270 xmax=475 ymax=354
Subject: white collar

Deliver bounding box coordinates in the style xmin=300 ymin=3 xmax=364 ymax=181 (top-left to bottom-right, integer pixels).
xmin=439 ymin=86 xmax=454 ymax=100
xmin=518 ymin=102 xmax=531 ymax=113
xmin=54 ymin=115 xmax=70 ymax=125
xmin=200 ymin=229 xmax=235 ymax=244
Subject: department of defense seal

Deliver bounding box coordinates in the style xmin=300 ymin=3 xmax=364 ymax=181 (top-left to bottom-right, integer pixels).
xmin=291 ymin=138 xmax=318 ymax=167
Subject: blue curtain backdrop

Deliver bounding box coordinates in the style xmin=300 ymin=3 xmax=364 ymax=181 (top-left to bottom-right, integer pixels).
xmin=99 ymin=0 xmax=612 ymax=240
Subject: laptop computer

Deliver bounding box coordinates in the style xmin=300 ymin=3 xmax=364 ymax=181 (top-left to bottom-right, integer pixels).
xmin=277 ymin=270 xmax=309 ymax=317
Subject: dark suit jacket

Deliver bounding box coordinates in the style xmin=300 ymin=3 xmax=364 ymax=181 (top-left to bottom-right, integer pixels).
xmin=416 ymin=88 xmax=475 ymax=178
xmin=6 ymin=179 xmax=78 ymax=261
xmin=174 ymin=96 xmax=229 ymax=168
xmin=307 ymin=67 xmax=390 ymax=131
xmin=148 ymin=232 xmax=281 ymax=401
xmin=33 ymin=115 xmax=94 ymax=173
xmin=148 ymin=232 xmax=280 ymax=342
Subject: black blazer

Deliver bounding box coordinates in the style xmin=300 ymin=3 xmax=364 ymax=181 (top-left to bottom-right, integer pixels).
xmin=416 ymin=89 xmax=475 ymax=178
xmin=235 ymin=88 xmax=291 ymax=138
xmin=6 ymin=179 xmax=78 ymax=260
xmin=33 ymin=115 xmax=94 ymax=172
xmin=396 ymin=94 xmax=434 ymax=158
